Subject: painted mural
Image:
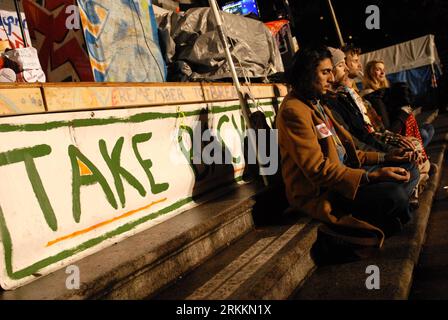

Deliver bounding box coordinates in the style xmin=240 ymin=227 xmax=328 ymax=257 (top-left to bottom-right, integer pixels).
xmin=0 ymin=98 xmax=278 ymax=289
xmin=22 ymin=0 xmax=94 ymax=82
xmin=77 ymin=0 xmax=166 ymax=82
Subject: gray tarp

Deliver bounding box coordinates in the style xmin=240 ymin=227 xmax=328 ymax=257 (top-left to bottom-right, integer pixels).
xmin=359 ymin=34 xmax=441 ymax=74
xmin=157 ymin=7 xmax=284 ymax=81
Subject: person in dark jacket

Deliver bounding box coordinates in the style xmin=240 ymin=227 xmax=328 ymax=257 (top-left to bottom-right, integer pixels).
xmin=325 ymin=48 xmax=417 ymax=155
xmin=362 ymin=62 xmax=435 ymax=148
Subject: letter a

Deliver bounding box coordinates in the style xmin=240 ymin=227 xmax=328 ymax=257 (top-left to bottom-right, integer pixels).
xmin=69 ymin=145 xmax=118 ymax=223
xmin=65 ymin=5 xmax=81 ymax=30
xmin=65 ymin=265 xmax=80 ymax=290
xmin=365 ymin=265 xmax=380 ymax=290
xmin=365 ymin=5 xmax=380 ymax=30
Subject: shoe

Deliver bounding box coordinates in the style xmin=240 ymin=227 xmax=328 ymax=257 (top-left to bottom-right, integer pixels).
xmin=424 ymin=109 xmax=439 ymax=125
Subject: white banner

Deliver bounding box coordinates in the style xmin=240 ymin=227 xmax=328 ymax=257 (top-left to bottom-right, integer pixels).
xmin=0 ymin=99 xmax=278 ymax=289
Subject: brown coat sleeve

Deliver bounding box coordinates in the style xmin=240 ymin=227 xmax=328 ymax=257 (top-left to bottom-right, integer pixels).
xmin=279 ymin=105 xmax=366 ymax=200
xmin=356 ymin=150 xmax=381 ymax=166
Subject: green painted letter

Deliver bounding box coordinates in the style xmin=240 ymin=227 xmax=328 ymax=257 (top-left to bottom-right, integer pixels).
xmin=132 ymin=133 xmax=169 ymax=194
xmin=69 ymin=145 xmax=118 ymax=223
xmin=0 ymin=145 xmax=57 ymax=231
xmin=100 ymin=137 xmax=146 ymax=208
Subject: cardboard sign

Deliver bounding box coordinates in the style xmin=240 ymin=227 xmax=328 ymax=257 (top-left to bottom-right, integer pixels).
xmin=0 ymin=7 xmax=31 ymax=49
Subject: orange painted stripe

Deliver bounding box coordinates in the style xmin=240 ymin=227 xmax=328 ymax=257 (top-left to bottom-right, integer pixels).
xmin=46 ymin=198 xmax=167 ymax=247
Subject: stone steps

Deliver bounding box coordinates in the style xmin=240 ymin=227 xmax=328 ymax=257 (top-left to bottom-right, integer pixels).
xmin=153 ymin=215 xmax=319 ymax=300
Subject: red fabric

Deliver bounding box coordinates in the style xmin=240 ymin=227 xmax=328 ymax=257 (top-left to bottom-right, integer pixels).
xmin=404 ymin=114 xmax=428 ymax=160
xmin=264 ymin=20 xmax=290 ymax=36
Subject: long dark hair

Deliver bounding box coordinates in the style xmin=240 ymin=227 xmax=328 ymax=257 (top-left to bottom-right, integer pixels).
xmin=285 ymin=46 xmax=332 ymax=101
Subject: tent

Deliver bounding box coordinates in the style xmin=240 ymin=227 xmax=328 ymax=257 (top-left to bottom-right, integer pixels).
xmin=359 ymin=34 xmax=442 ymax=102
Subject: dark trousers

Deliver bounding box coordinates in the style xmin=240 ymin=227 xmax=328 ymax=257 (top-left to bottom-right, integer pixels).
xmin=420 ymin=123 xmax=435 ymax=148
xmin=331 ymin=162 xmax=419 ymax=237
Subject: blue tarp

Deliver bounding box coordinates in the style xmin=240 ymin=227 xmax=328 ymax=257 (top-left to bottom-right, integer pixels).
xmin=387 ymin=64 xmax=442 ymax=97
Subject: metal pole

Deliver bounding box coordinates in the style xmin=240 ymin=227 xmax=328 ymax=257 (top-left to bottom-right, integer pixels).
xmin=327 ymin=0 xmax=344 ymax=47
xmin=282 ymin=0 xmax=295 ymax=29
xmin=13 ymin=0 xmax=28 ymax=47
xmin=208 ymin=0 xmax=269 ymax=186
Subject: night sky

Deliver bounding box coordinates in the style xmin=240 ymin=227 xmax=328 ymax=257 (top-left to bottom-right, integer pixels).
xmin=269 ymin=0 xmax=448 ymax=71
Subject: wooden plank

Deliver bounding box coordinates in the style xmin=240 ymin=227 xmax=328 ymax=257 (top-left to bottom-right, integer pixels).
xmin=44 ymin=85 xmax=205 ymax=111
xmin=0 ymin=88 xmax=45 ymax=115
xmin=43 ymin=83 xmax=288 ymax=112
xmin=241 ymin=84 xmax=288 ymax=99
xmin=202 ymin=83 xmax=287 ymax=102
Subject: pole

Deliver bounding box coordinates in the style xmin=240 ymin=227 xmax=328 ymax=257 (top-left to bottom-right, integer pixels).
xmin=282 ymin=0 xmax=295 ymax=29
xmin=208 ymin=0 xmax=269 ymax=186
xmin=327 ymin=0 xmax=344 ymax=47
xmin=13 ymin=0 xmax=28 ymax=47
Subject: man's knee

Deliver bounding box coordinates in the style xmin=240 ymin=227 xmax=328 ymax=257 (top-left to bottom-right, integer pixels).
xmin=401 ymin=162 xmax=420 ymax=186
xmin=384 ymin=184 xmax=409 ymax=210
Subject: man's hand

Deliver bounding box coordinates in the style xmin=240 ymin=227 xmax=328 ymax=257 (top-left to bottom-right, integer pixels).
xmin=385 ymin=148 xmax=415 ymax=163
xmin=397 ymin=136 xmax=417 ymax=152
xmin=368 ymin=167 xmax=410 ymax=183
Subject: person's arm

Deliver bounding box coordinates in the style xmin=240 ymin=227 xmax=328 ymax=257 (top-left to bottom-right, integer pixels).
xmin=279 ymin=105 xmax=365 ymax=200
xmin=364 ymin=91 xmax=391 ymax=129
xmin=389 ymin=109 xmax=410 ymax=134
xmin=360 ymin=88 xmax=374 ymax=96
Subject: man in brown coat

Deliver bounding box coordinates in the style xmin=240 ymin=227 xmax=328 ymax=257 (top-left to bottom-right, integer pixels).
xmin=276 ymin=46 xmax=419 ymax=246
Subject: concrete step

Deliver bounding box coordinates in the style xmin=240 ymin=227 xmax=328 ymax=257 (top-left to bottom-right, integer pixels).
xmin=410 ymin=155 xmax=448 ymax=299
xmin=153 ymin=215 xmax=319 ymax=300
xmin=0 ymin=181 xmax=264 ymax=300
xmin=291 ymin=143 xmax=447 ymax=300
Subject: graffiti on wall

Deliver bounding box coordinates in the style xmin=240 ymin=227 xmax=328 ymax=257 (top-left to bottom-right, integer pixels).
xmin=77 ymin=0 xmax=166 ymax=82
xmin=44 ymin=85 xmax=205 ymax=111
xmin=43 ymin=84 xmax=287 ymax=112
xmin=0 ymin=88 xmax=45 ymax=115
xmin=0 ymin=99 xmax=276 ymax=289
xmin=22 ymin=0 xmax=94 ymax=82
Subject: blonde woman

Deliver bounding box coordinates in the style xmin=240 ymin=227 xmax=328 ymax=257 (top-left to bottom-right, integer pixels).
xmin=361 ymin=60 xmax=390 ymax=96
xmin=361 ymin=60 xmax=434 ymax=203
